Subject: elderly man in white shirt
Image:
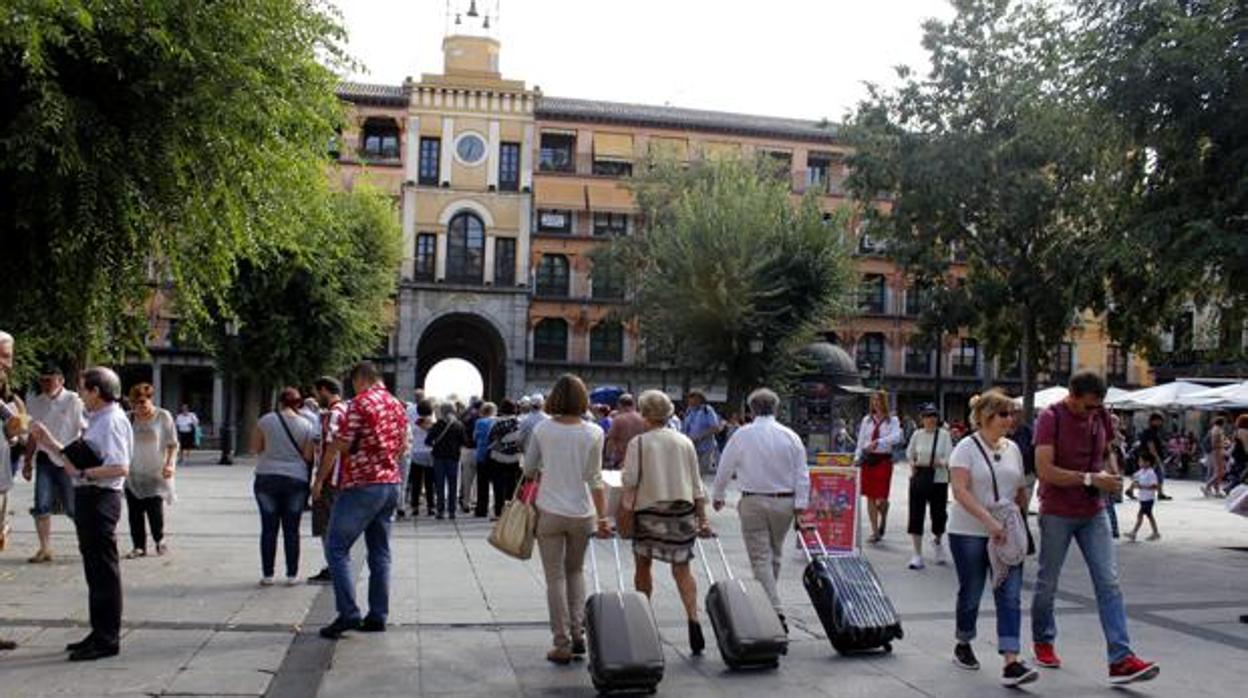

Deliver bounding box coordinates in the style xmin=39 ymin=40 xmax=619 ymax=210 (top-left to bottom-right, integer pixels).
xmin=23 ymin=362 xmax=86 ymax=563
xmin=30 ymin=366 xmax=133 ymax=661
xmin=711 ymin=388 xmax=810 ymax=629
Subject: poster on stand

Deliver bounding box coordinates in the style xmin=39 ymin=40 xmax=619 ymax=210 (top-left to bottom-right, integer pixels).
xmin=798 ymin=454 xmax=860 ymax=555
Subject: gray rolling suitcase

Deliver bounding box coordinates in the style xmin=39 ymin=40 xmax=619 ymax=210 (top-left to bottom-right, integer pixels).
xmin=585 ymin=536 xmax=664 ymax=694
xmin=698 ymin=537 xmax=788 ymax=670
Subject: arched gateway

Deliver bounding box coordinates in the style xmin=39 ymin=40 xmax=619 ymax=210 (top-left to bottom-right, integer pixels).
xmin=416 ymin=313 xmax=508 ymax=401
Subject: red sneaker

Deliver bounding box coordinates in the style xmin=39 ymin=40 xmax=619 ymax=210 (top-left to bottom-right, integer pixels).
xmin=1109 ymin=655 xmax=1159 ymax=685
xmin=1033 ymin=642 xmax=1062 ymax=668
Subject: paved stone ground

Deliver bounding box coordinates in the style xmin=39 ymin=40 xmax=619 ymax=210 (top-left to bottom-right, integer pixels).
xmin=1 ymin=452 xmax=1245 ymax=697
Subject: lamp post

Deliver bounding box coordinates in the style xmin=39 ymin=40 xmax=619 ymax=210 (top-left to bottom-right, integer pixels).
xmin=218 ymin=319 xmax=239 ymax=465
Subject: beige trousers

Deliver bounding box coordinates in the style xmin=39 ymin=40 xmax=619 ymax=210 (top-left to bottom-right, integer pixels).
xmin=536 ymin=510 xmax=594 ymax=650
xmin=458 ymin=447 xmax=477 ymax=507
xmin=737 ymin=495 xmax=796 ymax=610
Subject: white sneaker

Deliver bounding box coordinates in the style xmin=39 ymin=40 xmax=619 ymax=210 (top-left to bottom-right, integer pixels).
xmin=908 ymin=555 xmax=925 ymax=570
xmin=284 ymin=576 xmax=299 ymax=586
xmin=260 ymin=577 xmax=275 ymax=587
xmin=933 ymin=541 xmax=947 ymax=565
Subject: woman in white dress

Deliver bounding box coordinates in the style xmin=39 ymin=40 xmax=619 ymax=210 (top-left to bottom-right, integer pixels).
xmin=124 ymin=383 xmax=178 ymax=558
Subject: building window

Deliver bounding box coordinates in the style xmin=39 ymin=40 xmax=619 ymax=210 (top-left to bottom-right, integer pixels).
xmin=328 ymin=131 xmax=341 ymax=159
xmin=590 ymin=322 xmax=625 ymax=363
xmin=418 ymin=137 xmax=440 ymax=185
xmin=445 ymin=212 xmax=485 ymax=284
xmin=1052 ymin=342 xmax=1073 ymax=381
xmin=807 ymin=153 xmax=832 ymax=192
xmin=1107 ymin=344 xmax=1127 ymax=383
xmin=361 ymin=118 xmax=400 ymax=160
xmin=762 ymin=150 xmax=792 ymax=181
xmin=537 ymin=209 xmax=572 ymax=234
xmin=494 ymin=237 xmax=516 ymax=286
xmin=904 ymin=341 xmax=932 ymax=375
xmin=593 ymin=212 xmax=628 ymax=237
xmin=533 ymin=319 xmax=568 ymax=361
xmin=904 ymin=282 xmax=927 ymax=316
xmin=592 ymin=160 xmax=633 ymax=177
xmin=499 ymin=142 xmax=521 ymax=191
xmin=535 ymin=254 xmax=570 ymax=297
xmin=414 ymin=233 xmax=436 ymax=281
xmin=539 ymin=132 xmax=576 ymax=173
xmin=952 ymin=338 xmax=979 ymax=377
xmin=858 ymin=274 xmax=887 ymax=314
xmin=591 ymin=260 xmax=626 ymax=300
xmin=857 ymin=222 xmax=888 ymax=255
xmin=856 ymin=333 xmax=886 ymax=372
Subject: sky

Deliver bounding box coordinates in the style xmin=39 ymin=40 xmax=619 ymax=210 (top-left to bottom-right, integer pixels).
xmin=333 ymin=0 xmax=955 ymax=122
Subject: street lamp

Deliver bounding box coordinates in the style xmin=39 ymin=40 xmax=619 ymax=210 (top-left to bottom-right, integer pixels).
xmin=218 ymin=318 xmax=239 ymax=465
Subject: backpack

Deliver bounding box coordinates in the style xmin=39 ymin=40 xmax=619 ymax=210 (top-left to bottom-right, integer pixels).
xmin=489 ymin=417 xmax=523 ymax=458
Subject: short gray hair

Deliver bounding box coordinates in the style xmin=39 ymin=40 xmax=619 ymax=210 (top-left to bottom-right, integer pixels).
xmin=748 ymin=388 xmax=780 ymax=417
xmin=437 ymin=401 xmax=458 ymax=421
xmin=637 ymin=390 xmax=674 ymax=423
xmin=0 ymin=330 xmax=12 ymax=347
xmin=83 ymin=366 xmax=122 ymax=402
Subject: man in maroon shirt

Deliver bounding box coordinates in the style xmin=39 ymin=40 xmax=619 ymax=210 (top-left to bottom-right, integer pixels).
xmin=1031 ymin=371 xmax=1158 ymax=685
xmin=605 ymin=393 xmax=645 ymax=469
xmin=316 ymin=362 xmax=409 ymax=639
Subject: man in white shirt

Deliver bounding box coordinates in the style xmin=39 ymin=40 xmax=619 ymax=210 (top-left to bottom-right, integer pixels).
xmin=711 ymin=388 xmax=810 ymax=628
xmin=30 ymin=366 xmax=132 ymax=661
xmin=23 ymin=362 xmax=86 ymax=563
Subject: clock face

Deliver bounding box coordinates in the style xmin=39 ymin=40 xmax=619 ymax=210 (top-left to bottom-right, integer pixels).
xmin=456 ymin=134 xmax=486 ymax=165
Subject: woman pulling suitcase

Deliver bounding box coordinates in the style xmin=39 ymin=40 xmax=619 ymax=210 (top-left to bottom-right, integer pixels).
xmin=618 ymin=390 xmax=713 ymax=654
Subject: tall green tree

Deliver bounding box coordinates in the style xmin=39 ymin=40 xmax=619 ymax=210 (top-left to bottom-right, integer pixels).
xmin=215 ymin=187 xmax=402 ymax=389
xmin=595 ymin=157 xmax=855 ymax=407
xmin=0 ymin=0 xmax=349 ymax=366
xmin=846 ymin=0 xmax=1112 ymax=418
xmin=1076 ymin=0 xmax=1248 ymax=358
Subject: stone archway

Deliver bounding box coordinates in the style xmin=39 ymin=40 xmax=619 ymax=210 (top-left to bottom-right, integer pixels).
xmin=416 ymin=312 xmax=507 ymax=401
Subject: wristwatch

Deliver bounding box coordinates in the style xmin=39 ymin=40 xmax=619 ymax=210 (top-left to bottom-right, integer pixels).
xmin=1083 ymin=472 xmax=1092 ymax=487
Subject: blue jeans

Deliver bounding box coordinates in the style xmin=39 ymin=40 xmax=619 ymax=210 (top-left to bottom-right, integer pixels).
xmin=432 ymin=457 xmax=459 ymax=516
xmin=32 ymin=452 xmax=76 ymax=518
xmin=948 ymin=533 xmax=1023 ymax=654
xmin=1032 ymin=510 xmax=1132 ymax=662
xmin=325 ymin=483 xmax=399 ymax=623
xmin=253 ymin=474 xmax=308 ymax=578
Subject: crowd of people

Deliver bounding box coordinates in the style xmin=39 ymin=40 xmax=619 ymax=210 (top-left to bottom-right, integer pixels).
xmin=3 ymin=324 xmax=1236 ymax=685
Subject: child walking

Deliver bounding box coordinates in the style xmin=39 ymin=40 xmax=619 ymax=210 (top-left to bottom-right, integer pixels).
xmin=1126 ymin=450 xmax=1161 ymax=542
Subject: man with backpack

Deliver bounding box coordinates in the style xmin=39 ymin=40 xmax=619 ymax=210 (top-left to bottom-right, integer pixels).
xmin=483 ymin=399 xmax=524 ymax=519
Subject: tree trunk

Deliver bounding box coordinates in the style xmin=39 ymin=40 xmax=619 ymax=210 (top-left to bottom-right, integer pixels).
xmin=1021 ymin=306 xmax=1036 ymax=423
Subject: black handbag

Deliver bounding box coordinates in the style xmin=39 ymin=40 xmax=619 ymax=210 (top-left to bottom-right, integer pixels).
xmin=62 ymin=439 xmax=104 ymax=470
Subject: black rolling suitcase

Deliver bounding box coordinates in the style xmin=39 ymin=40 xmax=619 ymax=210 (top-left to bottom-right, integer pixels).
xmin=698 ymin=537 xmax=788 ymax=670
xmin=801 ymin=530 xmax=903 ymax=655
xmin=585 ymin=536 xmax=664 ymax=694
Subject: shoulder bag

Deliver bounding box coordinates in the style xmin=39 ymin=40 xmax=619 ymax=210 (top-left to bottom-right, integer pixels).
xmin=277 ymin=413 xmax=313 ymax=470
xmin=616 ymin=435 xmax=644 ymax=539
xmin=488 ymin=475 xmax=538 ymax=560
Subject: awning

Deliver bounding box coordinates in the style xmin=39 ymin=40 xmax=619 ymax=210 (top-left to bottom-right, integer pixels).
xmin=703 ymin=141 xmax=741 ymax=160
xmin=587 ymin=182 xmax=636 ymax=213
xmin=649 ymin=136 xmax=689 ymax=161
xmin=534 ymin=179 xmax=586 ymax=209
xmin=593 ymin=132 xmax=634 ymax=161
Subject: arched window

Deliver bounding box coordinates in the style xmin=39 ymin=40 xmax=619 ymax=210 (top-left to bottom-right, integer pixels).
xmin=856 ymin=333 xmax=886 ymax=372
xmin=533 ymin=319 xmax=568 ymax=361
xmin=590 ymin=322 xmax=624 ymax=363
xmin=446 ymin=212 xmax=485 ymax=284
xmin=536 ymin=254 xmax=570 ymax=297
xmin=360 ymin=118 xmax=400 ymax=159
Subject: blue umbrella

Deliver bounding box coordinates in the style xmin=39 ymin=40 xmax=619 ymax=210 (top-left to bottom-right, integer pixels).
xmin=590 ymin=386 xmax=625 ymax=407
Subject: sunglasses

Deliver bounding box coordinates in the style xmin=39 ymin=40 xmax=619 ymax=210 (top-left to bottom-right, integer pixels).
xmin=995 ymin=410 xmax=1013 ymax=419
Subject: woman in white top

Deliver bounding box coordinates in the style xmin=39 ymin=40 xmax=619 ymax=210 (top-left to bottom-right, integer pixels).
xmin=621 ymin=390 xmax=711 ymax=655
xmin=855 ymin=391 xmax=902 ymax=542
xmin=124 ymin=383 xmax=178 ymax=558
xmin=522 ymin=374 xmax=611 ymax=666
xmin=904 ymin=403 xmax=953 ymax=570
xmin=947 ymin=390 xmax=1037 ymax=686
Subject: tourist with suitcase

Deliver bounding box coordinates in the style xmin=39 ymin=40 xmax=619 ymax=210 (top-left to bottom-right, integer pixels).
xmin=710 ymin=388 xmax=810 ymax=632
xmin=522 ymin=374 xmax=612 ymax=665
xmin=947 ymin=389 xmax=1038 ymax=687
xmin=618 ymin=390 xmax=713 ymax=655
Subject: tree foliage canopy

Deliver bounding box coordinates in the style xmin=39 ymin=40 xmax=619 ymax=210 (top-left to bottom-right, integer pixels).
xmin=0 ymin=0 xmax=348 ymax=364
xmin=596 ymin=156 xmax=854 ymax=403
xmin=846 ymin=0 xmax=1114 ymax=415
xmin=217 ymin=187 xmax=401 ymax=387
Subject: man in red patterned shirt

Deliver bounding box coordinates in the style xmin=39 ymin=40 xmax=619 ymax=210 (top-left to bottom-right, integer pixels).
xmin=318 ymin=362 xmax=409 ymax=639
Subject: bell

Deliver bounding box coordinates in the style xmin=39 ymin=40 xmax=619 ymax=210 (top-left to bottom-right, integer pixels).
xmin=454 ymin=12 xmax=461 ymax=25
xmin=482 ymin=14 xmax=490 ymax=29
xmin=466 ymin=0 xmax=479 ymax=18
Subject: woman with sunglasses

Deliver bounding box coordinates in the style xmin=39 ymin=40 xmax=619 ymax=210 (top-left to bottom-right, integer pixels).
xmin=123 ymin=383 xmax=178 ymax=558
xmin=947 ymin=389 xmax=1037 ymax=687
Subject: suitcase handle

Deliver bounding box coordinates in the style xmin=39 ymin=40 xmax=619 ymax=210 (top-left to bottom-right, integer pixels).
xmin=694 ymin=536 xmax=735 ymax=583
xmin=587 ymin=534 xmax=627 ymax=594
xmin=799 ymin=526 xmax=830 ymax=563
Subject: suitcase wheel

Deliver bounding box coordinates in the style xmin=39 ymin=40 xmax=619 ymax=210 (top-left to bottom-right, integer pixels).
xmin=883 ymin=642 xmax=893 ymax=653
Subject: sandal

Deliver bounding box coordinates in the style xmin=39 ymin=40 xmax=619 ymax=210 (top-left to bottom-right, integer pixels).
xmin=125 ymin=549 xmax=147 ymax=559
